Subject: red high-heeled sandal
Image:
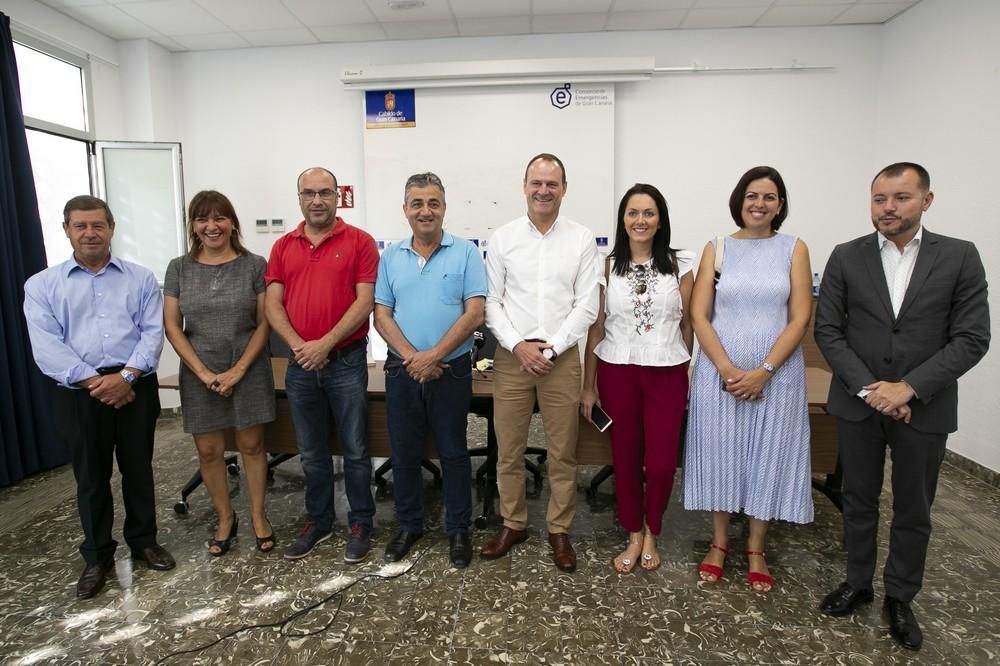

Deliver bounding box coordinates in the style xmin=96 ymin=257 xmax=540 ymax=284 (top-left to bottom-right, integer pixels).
xmin=697 ymin=543 xmax=728 ymax=583
xmin=746 ymin=550 xmax=773 ymax=592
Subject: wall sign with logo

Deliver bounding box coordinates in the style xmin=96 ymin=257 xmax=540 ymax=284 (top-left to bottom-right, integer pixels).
xmin=550 ymin=83 xmax=611 ymax=111
xmin=365 ymin=89 xmax=416 ymax=129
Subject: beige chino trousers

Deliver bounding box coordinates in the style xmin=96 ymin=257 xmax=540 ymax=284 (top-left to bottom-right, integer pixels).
xmin=492 ymin=346 xmax=581 ymax=533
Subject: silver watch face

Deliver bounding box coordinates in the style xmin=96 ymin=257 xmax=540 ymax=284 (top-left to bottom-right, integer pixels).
xmin=542 ymin=349 xmax=554 ymax=360
xmin=120 ymin=369 xmax=136 ymax=384
xmin=762 ymin=362 xmax=775 ymax=373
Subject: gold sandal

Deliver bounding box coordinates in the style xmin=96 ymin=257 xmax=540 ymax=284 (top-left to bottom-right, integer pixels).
xmin=613 ymin=531 xmax=644 ymax=574
xmin=640 ymin=529 xmax=661 ymax=571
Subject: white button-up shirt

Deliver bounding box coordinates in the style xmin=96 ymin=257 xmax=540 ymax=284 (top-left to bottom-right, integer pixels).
xmin=595 ymin=251 xmax=695 ymax=367
xmin=485 ymin=215 xmax=600 ymax=356
xmin=856 ymin=225 xmax=924 ymax=400
xmin=878 ymin=225 xmax=923 ymax=317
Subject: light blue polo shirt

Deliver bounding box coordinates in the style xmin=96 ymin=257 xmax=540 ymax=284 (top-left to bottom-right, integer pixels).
xmin=375 ymin=231 xmax=487 ymax=361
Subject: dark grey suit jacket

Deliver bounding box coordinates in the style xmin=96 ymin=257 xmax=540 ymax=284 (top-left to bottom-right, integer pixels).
xmin=815 ymin=228 xmax=990 ymax=434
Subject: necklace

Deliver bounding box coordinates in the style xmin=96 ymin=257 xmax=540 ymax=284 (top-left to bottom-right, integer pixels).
xmin=197 ymin=252 xmax=237 ymax=290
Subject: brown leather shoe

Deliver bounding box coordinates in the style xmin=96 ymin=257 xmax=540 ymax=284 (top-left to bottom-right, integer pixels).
xmin=548 ymin=532 xmax=577 ymax=572
xmin=479 ymin=526 xmax=527 ymax=559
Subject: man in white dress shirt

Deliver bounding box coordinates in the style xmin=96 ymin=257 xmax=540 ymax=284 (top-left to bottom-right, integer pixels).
xmin=480 ymin=153 xmax=600 ymax=572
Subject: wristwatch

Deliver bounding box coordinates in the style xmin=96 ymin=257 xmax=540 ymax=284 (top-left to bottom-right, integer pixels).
xmin=120 ymin=368 xmax=137 ymax=385
xmin=542 ymin=348 xmax=556 ymax=360
xmin=761 ymin=362 xmax=775 ymax=374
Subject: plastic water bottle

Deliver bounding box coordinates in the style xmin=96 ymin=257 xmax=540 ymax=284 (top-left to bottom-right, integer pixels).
xmin=812 ymin=272 xmax=821 ymax=298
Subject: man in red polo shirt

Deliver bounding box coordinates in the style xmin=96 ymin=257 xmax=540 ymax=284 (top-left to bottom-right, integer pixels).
xmin=265 ymin=166 xmax=378 ymax=562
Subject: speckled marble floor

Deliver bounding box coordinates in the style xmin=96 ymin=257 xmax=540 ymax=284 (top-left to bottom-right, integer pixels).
xmin=1 ymin=414 xmax=998 ymax=665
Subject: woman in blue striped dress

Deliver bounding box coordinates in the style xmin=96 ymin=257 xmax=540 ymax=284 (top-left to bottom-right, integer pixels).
xmin=683 ymin=166 xmax=814 ymax=593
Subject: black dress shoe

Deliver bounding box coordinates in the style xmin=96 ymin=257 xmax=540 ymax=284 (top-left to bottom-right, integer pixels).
xmin=884 ymin=596 xmax=923 ymax=651
xmin=820 ymin=582 xmax=874 ymax=616
xmin=77 ymin=559 xmax=115 ymax=599
xmin=449 ymin=531 xmax=472 ymax=569
xmin=384 ymin=530 xmax=423 ymax=562
xmin=131 ymin=544 xmax=176 ymax=571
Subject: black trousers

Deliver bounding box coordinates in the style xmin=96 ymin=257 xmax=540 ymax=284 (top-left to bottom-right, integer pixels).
xmin=837 ymin=413 xmax=947 ymax=602
xmin=54 ymin=375 xmax=161 ymax=565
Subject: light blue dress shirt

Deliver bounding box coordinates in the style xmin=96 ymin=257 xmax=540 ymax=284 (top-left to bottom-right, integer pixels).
xmin=23 ymin=256 xmax=164 ymax=388
xmin=374 ymin=232 xmax=487 ymax=361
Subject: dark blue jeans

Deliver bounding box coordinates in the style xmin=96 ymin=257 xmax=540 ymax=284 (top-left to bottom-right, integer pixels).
xmin=385 ymin=352 xmax=473 ymax=535
xmin=284 ymin=345 xmax=375 ymax=531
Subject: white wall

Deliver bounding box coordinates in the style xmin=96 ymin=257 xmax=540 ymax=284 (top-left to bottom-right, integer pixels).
xmin=168 ymin=27 xmax=881 ymax=270
xmin=161 ymin=26 xmax=882 ymax=407
xmin=873 ymin=0 xmax=1000 ymax=471
xmin=117 ymin=39 xmax=178 ymax=141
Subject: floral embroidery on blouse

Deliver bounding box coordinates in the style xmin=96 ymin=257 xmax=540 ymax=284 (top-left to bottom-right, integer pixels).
xmin=627 ymin=262 xmax=660 ymax=335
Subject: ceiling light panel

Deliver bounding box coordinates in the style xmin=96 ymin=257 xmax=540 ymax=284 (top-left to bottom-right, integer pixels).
xmin=364 ymin=0 xmax=453 ymax=22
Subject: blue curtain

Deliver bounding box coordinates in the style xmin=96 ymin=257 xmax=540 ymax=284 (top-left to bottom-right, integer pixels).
xmin=0 ymin=12 xmax=68 ymax=487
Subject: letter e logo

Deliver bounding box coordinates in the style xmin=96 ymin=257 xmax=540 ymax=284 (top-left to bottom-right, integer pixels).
xmin=550 ymin=84 xmax=572 ymax=109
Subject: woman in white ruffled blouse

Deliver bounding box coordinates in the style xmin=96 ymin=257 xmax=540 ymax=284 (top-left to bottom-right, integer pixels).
xmin=581 ymin=183 xmax=694 ymax=573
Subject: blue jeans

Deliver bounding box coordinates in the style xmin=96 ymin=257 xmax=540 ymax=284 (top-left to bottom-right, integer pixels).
xmin=284 ymin=345 xmax=375 ymax=531
xmin=385 ymin=352 xmax=472 ymax=534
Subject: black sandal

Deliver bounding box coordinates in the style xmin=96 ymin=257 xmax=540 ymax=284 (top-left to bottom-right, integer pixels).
xmin=253 ymin=515 xmax=276 ymax=552
xmin=208 ymin=513 xmax=238 ymax=557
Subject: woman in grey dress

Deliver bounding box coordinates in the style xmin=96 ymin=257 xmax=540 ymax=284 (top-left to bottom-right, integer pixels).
xmin=164 ymin=190 xmax=276 ymax=556
xmin=684 ymin=167 xmax=813 ymax=592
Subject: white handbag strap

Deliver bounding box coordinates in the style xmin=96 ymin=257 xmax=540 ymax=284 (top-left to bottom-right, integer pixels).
xmin=713 ymin=235 xmax=725 ymax=282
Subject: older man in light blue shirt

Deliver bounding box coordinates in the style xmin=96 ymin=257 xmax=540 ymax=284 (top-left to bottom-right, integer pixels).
xmin=373 ymin=172 xmax=486 ymax=568
xmin=23 ymin=195 xmax=173 ymax=600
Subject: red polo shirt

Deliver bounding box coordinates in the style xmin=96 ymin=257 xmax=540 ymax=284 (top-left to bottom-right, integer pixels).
xmin=266 ymin=218 xmax=378 ymax=348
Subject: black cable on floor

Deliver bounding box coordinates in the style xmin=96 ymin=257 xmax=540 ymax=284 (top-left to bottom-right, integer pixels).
xmin=152 ymin=548 xmax=430 ymax=665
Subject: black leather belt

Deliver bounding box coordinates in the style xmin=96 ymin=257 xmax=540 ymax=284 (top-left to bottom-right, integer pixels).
xmin=96 ymin=366 xmax=125 ymax=375
xmin=524 ymin=338 xmax=547 ymax=344
xmin=328 ymin=338 xmax=367 ymax=362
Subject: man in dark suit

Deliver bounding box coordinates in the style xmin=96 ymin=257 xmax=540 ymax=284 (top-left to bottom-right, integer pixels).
xmin=815 ymin=162 xmax=990 ymax=651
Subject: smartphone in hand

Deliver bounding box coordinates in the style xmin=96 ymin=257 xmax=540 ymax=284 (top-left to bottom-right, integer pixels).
xmin=590 ymin=404 xmax=613 ymax=432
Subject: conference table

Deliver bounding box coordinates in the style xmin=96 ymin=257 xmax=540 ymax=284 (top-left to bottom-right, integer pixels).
xmin=162 ymin=359 xmax=840 ymax=521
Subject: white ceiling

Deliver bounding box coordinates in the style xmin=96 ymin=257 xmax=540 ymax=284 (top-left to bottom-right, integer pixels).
xmin=37 ymin=0 xmax=922 ymax=52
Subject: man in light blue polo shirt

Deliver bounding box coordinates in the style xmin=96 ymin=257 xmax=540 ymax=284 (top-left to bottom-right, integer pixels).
xmin=373 ymin=172 xmax=487 ymax=568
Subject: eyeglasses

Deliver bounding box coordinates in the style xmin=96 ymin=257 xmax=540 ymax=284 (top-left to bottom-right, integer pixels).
xmin=299 ymin=189 xmax=337 ymax=201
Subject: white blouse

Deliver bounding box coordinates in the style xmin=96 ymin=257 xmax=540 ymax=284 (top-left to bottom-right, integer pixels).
xmin=594 ymin=250 xmax=695 ymax=367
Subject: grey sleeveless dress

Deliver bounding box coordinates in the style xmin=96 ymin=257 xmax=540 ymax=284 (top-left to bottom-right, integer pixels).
xmin=163 ymin=252 xmax=275 ymax=434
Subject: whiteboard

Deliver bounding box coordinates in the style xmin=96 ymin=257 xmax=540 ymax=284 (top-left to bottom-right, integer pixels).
xmin=363 ymin=84 xmax=615 ymax=246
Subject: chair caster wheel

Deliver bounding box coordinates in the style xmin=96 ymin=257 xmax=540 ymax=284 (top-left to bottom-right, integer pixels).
xmin=174 ymin=501 xmax=189 ymax=515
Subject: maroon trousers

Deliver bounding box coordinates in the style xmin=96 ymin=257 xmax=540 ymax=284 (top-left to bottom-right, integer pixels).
xmin=596 ymin=360 xmax=688 ymax=536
